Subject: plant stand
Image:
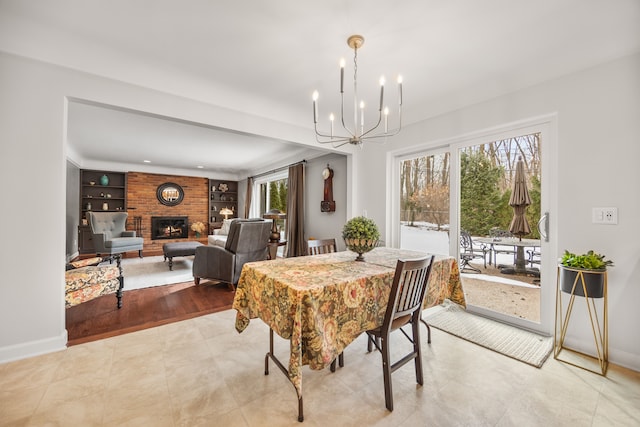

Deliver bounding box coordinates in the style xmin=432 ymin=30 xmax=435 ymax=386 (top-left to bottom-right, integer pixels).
xmin=554 ymin=266 xmax=608 ymax=375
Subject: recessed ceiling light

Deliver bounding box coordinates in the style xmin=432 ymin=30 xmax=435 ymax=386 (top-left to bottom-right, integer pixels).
xmin=143 ymin=160 xmax=151 ymax=163
xmin=197 ymin=165 xmax=204 ymax=169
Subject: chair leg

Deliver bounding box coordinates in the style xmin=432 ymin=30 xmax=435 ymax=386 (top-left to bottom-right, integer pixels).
xmin=380 ymin=336 xmax=394 ymax=411
xmin=420 ymin=318 xmax=432 ymax=344
xmin=412 ymin=320 xmax=424 ymax=386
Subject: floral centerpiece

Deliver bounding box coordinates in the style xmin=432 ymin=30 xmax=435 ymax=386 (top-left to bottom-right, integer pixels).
xmin=342 ymin=216 xmax=380 ymax=261
xmin=191 ymin=221 xmax=206 ymax=238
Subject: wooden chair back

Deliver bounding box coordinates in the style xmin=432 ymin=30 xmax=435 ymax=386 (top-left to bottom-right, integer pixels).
xmin=306 ymin=238 xmax=337 ymax=256
xmin=382 ymin=256 xmax=435 ymax=333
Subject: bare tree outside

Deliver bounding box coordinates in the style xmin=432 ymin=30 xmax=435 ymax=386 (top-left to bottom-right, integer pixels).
xmin=400 ymin=133 xmax=540 ymax=237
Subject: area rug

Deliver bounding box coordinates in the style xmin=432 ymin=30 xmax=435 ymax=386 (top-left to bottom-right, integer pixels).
xmin=424 ymin=300 xmax=553 ymax=368
xmin=121 ymin=255 xmax=194 ymax=291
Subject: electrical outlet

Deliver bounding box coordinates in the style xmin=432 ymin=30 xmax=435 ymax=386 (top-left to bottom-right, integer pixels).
xmin=592 ymin=207 xmax=618 ymax=224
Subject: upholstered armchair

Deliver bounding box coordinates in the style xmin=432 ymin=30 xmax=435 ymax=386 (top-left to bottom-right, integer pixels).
xmin=193 ymin=219 xmax=271 ymax=289
xmin=87 ymin=212 xmax=144 ymax=257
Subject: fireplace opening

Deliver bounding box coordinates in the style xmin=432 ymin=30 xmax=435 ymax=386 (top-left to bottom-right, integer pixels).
xmin=151 ymin=216 xmax=188 ymax=240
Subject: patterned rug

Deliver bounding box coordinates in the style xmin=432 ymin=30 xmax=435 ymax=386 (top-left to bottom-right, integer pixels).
xmin=424 ymin=300 xmax=553 ymax=368
xmin=121 ymin=255 xmax=194 ymax=291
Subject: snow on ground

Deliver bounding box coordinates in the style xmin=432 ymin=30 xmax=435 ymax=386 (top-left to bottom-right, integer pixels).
xmin=400 ymin=223 xmax=536 ymax=288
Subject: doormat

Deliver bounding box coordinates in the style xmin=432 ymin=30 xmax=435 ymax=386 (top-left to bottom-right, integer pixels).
xmin=424 ymin=300 xmax=553 ymax=368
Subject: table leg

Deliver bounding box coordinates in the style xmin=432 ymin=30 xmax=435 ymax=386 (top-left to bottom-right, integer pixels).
xmin=265 ymin=328 xmax=304 ymax=422
xmin=500 ymin=246 xmax=540 ymax=277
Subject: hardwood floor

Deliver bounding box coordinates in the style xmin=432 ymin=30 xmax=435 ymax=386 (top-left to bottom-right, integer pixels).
xmin=65 ymin=280 xmax=235 ymax=346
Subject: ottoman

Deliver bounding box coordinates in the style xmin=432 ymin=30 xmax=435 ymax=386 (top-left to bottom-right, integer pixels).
xmin=162 ymin=241 xmax=204 ymax=270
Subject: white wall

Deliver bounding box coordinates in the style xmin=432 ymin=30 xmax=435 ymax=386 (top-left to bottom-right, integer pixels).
xmin=304 ymin=154 xmax=348 ymax=250
xmin=353 ymin=52 xmax=640 ymax=371
xmin=0 ymin=54 xmax=69 ymax=361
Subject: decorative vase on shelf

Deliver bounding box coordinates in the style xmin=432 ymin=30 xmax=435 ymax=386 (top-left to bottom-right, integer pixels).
xmin=100 ymin=174 xmax=109 ymax=186
xmin=102 ymin=202 xmax=109 ymax=210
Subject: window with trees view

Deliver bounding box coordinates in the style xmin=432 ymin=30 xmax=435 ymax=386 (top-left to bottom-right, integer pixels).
xmin=257 ymin=176 xmax=288 ymax=238
xmin=400 ymin=132 xmax=541 ymax=247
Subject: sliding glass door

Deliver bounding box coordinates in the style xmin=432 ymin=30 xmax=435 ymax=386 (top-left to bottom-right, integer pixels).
xmin=394 ymin=118 xmax=555 ymax=334
xmin=456 ymin=133 xmax=544 ymax=327
xmin=398 ymin=150 xmax=451 ymax=256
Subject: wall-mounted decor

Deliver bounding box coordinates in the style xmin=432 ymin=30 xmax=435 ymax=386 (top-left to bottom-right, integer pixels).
xmin=157 ymin=182 xmax=184 ymax=206
xmin=321 ymin=164 xmax=336 ymax=212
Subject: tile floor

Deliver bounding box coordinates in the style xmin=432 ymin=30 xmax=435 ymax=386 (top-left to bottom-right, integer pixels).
xmin=1 ymin=309 xmax=639 ymax=426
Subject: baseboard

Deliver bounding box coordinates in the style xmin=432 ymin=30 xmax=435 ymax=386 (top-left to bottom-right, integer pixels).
xmin=0 ymin=330 xmax=68 ymax=365
xmin=562 ymin=336 xmax=640 ymax=373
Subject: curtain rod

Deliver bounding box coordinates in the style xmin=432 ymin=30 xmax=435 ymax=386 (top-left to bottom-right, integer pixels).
xmin=250 ymin=159 xmax=306 ymax=180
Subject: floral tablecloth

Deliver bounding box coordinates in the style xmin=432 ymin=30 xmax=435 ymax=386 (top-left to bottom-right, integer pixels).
xmin=232 ymin=247 xmax=464 ymax=396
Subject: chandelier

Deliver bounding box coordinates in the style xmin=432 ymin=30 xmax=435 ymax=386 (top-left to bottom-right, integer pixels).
xmin=312 ymin=34 xmax=403 ymax=148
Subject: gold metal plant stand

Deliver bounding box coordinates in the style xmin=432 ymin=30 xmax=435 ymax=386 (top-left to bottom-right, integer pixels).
xmin=554 ymin=266 xmax=608 ymax=375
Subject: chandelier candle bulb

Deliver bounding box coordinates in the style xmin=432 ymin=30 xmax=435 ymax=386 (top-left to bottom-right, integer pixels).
xmin=312 ymin=91 xmax=319 ymax=123
xmin=329 ymin=113 xmax=334 ymax=138
xmin=384 ymin=107 xmax=389 ymax=132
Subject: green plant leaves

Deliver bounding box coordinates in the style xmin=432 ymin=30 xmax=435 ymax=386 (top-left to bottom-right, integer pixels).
xmin=560 ymin=250 xmax=613 ymax=270
xmin=342 ymin=216 xmax=380 ymax=241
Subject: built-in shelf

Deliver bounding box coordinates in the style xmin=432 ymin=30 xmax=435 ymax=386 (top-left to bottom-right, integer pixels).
xmin=209 ymin=179 xmax=238 ymax=228
xmin=79 ymin=169 xmax=127 ymax=253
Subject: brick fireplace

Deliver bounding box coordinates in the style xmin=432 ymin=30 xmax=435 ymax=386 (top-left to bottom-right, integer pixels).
xmin=127 ymin=172 xmax=208 ymax=255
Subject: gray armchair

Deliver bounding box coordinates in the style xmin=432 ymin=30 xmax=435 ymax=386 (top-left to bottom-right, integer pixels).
xmin=193 ymin=219 xmax=271 ymax=289
xmin=87 ymin=212 xmax=144 ymax=257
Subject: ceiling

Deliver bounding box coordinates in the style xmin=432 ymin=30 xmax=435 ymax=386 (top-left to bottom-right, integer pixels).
xmin=1 ymin=1 xmax=639 ymax=176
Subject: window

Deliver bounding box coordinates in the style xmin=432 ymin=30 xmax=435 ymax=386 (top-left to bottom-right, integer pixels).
xmin=252 ymin=171 xmax=288 ymax=239
xmin=399 ymin=151 xmax=451 ymax=255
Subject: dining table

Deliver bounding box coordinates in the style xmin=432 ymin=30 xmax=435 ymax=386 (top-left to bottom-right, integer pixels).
xmin=232 ymin=247 xmax=464 ymax=421
xmin=475 ymin=236 xmax=541 ymax=276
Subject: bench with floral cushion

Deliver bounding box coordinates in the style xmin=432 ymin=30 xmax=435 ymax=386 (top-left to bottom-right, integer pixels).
xmin=65 ymin=254 xmax=124 ymax=308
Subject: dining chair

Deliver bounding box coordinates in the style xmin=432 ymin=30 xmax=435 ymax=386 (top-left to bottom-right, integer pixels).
xmin=306 ymin=238 xmax=337 ymax=255
xmin=366 ymin=255 xmax=435 ymax=412
xmin=488 ymin=227 xmax=517 ymax=267
xmin=459 ymin=230 xmax=488 ymax=273
xmin=306 ymin=237 xmax=343 ymax=371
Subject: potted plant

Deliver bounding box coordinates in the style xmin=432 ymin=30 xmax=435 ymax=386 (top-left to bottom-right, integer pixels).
xmin=342 ymin=216 xmax=380 ymax=261
xmin=559 ymin=250 xmax=613 ymax=298
xmin=191 ymin=221 xmax=206 ymax=238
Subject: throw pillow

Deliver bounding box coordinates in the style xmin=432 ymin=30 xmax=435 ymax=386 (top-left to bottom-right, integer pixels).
xmin=220 ymin=218 xmax=234 ymax=235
